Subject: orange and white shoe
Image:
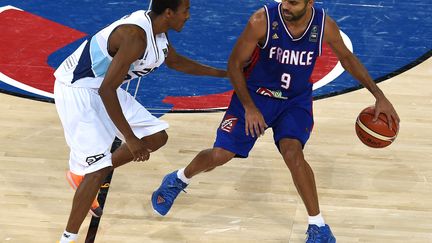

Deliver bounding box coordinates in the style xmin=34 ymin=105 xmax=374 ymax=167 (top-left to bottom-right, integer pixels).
xmin=66 ymin=170 xmax=103 ymax=217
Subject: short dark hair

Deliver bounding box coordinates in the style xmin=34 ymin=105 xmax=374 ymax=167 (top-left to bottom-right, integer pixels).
xmin=151 ymin=0 xmax=183 ymax=15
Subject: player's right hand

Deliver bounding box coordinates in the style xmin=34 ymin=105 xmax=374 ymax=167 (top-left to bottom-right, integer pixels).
xmin=125 ymin=136 xmax=152 ymax=162
xmin=245 ymin=106 xmax=268 ymax=138
xmin=374 ymin=96 xmax=400 ymax=129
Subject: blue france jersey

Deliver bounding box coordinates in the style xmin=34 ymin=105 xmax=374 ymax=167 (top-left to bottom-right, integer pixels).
xmin=244 ymin=3 xmax=326 ymax=100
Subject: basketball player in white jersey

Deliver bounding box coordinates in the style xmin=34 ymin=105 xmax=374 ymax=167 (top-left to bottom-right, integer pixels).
xmin=54 ymin=0 xmax=226 ymax=242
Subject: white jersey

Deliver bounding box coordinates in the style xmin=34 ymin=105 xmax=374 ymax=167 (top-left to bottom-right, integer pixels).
xmin=54 ymin=10 xmax=169 ymax=88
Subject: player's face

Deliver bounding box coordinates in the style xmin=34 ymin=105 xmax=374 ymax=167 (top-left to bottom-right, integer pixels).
xmin=170 ymin=0 xmax=190 ymax=32
xmin=281 ymin=0 xmax=310 ymax=22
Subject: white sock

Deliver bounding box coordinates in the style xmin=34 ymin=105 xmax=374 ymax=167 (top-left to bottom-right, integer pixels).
xmin=59 ymin=231 xmax=77 ymax=243
xmin=177 ymin=168 xmax=190 ymax=184
xmin=308 ymin=213 xmax=325 ymax=227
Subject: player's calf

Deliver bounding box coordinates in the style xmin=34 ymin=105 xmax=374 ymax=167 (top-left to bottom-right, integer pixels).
xmin=66 ymin=171 xmax=103 ymax=217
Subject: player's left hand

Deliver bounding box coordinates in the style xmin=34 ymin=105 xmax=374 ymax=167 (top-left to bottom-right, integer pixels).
xmin=374 ymin=96 xmax=400 ymax=129
xmin=245 ymin=105 xmax=268 ymax=137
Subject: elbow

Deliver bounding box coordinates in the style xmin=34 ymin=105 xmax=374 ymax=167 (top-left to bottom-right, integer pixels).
xmin=98 ymin=85 xmax=108 ymax=97
xmin=98 ymin=84 xmax=114 ymax=100
xmin=339 ymin=53 xmax=356 ymax=69
xmin=165 ymin=58 xmax=180 ymax=71
xmin=165 ymin=59 xmax=175 ymax=69
xmin=227 ymin=58 xmax=240 ymax=79
xmin=98 ymin=87 xmax=105 ymax=97
xmin=227 ymin=58 xmax=234 ymax=77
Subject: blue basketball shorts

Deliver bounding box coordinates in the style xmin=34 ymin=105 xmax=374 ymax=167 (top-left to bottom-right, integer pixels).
xmin=213 ymin=92 xmax=314 ymax=158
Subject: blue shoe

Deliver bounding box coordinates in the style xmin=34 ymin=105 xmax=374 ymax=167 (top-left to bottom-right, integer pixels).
xmin=306 ymin=224 xmax=336 ymax=243
xmin=151 ymin=170 xmax=188 ymax=216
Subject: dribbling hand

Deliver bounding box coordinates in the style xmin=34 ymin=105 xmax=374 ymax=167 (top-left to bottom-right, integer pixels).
xmin=374 ymin=96 xmax=400 ymax=129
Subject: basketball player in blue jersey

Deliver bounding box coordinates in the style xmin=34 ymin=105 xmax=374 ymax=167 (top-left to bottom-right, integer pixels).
xmin=152 ymin=0 xmax=400 ymax=242
xmin=54 ymin=0 xmax=226 ymax=242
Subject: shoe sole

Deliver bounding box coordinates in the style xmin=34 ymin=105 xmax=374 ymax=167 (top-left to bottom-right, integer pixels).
xmin=66 ymin=171 xmax=101 ymax=218
xmin=88 ymin=208 xmax=101 ymax=218
xmin=152 ymin=208 xmax=164 ymax=217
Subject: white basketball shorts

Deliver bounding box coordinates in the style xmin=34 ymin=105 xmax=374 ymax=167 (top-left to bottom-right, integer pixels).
xmin=54 ymin=81 xmax=169 ymax=175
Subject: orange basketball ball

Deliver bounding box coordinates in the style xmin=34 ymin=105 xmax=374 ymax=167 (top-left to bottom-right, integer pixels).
xmin=355 ymin=106 xmax=398 ymax=148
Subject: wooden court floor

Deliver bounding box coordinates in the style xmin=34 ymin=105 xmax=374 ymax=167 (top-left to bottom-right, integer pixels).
xmin=0 ymin=58 xmax=431 ymax=242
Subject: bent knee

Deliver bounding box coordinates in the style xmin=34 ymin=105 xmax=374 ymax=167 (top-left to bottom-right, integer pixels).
xmin=282 ymin=150 xmax=303 ymax=166
xmin=280 ymin=148 xmax=305 ymax=169
xmin=143 ymin=130 xmax=168 ymax=151
xmin=209 ymin=148 xmax=234 ymax=166
xmin=159 ymin=130 xmax=168 ymax=147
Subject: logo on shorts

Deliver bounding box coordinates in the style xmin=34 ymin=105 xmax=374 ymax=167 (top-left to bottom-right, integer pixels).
xmin=86 ymin=154 xmax=105 ymax=166
xmin=220 ymin=115 xmax=238 ymax=133
xmin=256 ymin=87 xmax=287 ymax=99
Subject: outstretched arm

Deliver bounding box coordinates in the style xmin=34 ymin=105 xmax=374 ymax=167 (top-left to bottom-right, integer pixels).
xmin=324 ymin=15 xmax=400 ymax=127
xmin=227 ymin=8 xmax=268 ymax=137
xmin=165 ymin=45 xmax=226 ymax=77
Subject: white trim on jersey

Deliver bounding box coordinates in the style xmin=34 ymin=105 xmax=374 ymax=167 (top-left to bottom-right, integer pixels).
xmin=260 ymin=5 xmax=271 ymax=49
xmin=144 ymin=11 xmax=160 ymax=63
xmin=278 ymin=4 xmax=315 ymax=42
xmin=319 ymin=9 xmax=326 ymax=56
xmin=148 ymin=0 xmax=153 ymax=10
